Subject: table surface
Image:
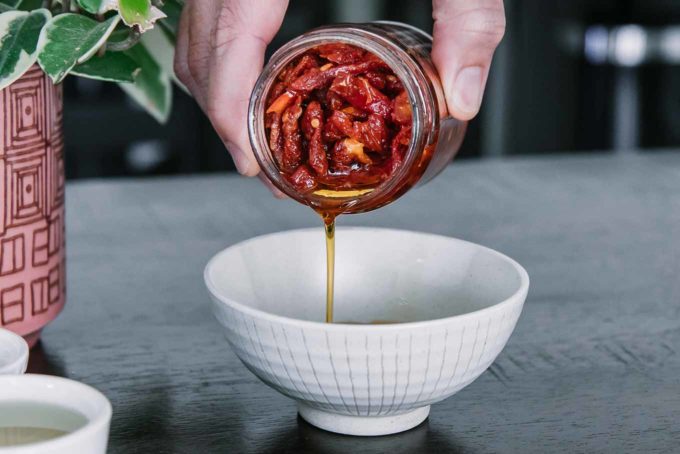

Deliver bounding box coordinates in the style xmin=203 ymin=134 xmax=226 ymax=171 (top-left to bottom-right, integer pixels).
xmin=29 ymin=152 xmax=680 ymax=453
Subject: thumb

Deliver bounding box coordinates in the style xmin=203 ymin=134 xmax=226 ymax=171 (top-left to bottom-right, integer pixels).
xmin=431 ymin=0 xmax=506 ymax=120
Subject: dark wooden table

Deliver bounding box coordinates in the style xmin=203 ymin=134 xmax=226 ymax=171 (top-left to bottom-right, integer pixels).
xmin=28 ymin=153 xmax=680 ymax=453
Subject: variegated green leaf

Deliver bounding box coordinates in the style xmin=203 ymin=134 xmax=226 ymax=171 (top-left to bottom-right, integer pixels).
xmin=0 ymin=9 xmax=50 ymax=90
xmin=71 ymin=51 xmax=140 ymax=82
xmin=119 ymin=0 xmax=148 ymax=23
xmin=119 ymin=42 xmax=171 ymax=123
xmin=0 ymin=0 xmax=42 ymax=11
xmin=76 ymin=0 xmax=104 ymax=14
xmin=37 ymin=13 xmax=119 ymax=84
xmin=140 ymin=25 xmax=187 ymax=94
xmin=105 ymin=26 xmax=128 ymax=44
xmin=16 ymin=0 xmax=41 ymax=11
xmin=100 ymin=0 xmax=165 ymax=32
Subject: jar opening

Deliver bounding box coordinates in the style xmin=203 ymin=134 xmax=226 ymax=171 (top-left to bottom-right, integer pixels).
xmin=248 ymin=24 xmax=437 ymax=214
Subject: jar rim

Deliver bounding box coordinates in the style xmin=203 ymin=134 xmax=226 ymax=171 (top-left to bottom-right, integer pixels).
xmin=247 ymin=23 xmax=437 ymax=214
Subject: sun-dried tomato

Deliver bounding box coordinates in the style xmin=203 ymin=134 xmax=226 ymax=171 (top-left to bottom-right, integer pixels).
xmin=329 ymin=75 xmax=392 ymax=118
xmin=267 ymin=82 xmax=287 ymax=107
xmin=332 ymin=138 xmax=372 ymax=171
xmin=391 ymin=91 xmax=412 ymax=125
xmin=322 ymin=118 xmax=345 ymax=143
xmin=354 ymin=114 xmax=388 ymax=152
xmin=267 ymin=112 xmax=284 ymax=166
xmin=327 ymin=111 xmax=386 ymax=152
xmin=289 ymin=59 xmax=388 ymax=93
xmin=385 ymin=74 xmax=403 ymax=94
xmin=317 ymin=43 xmax=366 ymax=64
xmin=302 ymin=101 xmax=323 ymax=140
xmin=289 ymin=67 xmax=329 ymax=92
xmin=281 ymin=54 xmax=318 ymax=83
xmin=302 ymin=101 xmax=329 ymax=175
xmin=326 ymin=58 xmax=388 ymax=79
xmin=328 ymin=110 xmax=355 ymax=137
xmin=288 ymin=165 xmax=317 ymax=192
xmin=264 ymin=43 xmax=413 ymax=192
xmin=308 ymin=126 xmax=328 ymax=176
xmin=281 ymin=97 xmax=304 ymax=172
xmin=341 ymin=106 xmax=368 ymax=120
xmin=267 ymin=91 xmax=296 ymax=115
xmin=364 ymin=71 xmax=386 ymax=90
xmin=327 ymin=91 xmax=344 ymax=111
xmin=391 ymin=125 xmax=411 ymax=162
xmin=387 ymin=125 xmax=411 ymax=174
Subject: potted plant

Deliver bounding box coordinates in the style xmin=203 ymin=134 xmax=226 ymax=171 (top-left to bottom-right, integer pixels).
xmin=0 ymin=0 xmax=184 ymax=346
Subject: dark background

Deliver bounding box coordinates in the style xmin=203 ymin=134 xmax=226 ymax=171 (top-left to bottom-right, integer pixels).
xmin=62 ymin=0 xmax=680 ymax=179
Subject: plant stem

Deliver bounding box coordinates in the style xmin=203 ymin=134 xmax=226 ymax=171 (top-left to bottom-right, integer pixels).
xmin=41 ymin=0 xmax=51 ymax=8
xmin=61 ymin=0 xmax=70 ymax=13
xmin=106 ymin=27 xmax=142 ymax=52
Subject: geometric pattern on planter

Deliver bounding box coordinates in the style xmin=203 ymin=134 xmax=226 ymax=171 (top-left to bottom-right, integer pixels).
xmin=0 ymin=64 xmax=65 ymax=338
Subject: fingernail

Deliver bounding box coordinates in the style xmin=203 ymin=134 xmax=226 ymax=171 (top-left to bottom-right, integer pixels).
xmin=452 ymin=66 xmax=484 ymax=115
xmin=227 ymin=142 xmax=256 ymax=176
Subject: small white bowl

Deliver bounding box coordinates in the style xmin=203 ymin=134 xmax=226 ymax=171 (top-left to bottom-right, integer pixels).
xmin=205 ymin=228 xmax=529 ymax=436
xmin=0 ymin=329 xmax=28 ymax=376
xmin=0 ymin=374 xmax=111 ymax=453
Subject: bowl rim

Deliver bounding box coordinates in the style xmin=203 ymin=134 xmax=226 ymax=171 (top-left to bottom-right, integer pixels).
xmin=204 ymin=227 xmax=530 ymax=331
xmin=0 ymin=374 xmax=112 ymax=453
xmin=0 ymin=328 xmax=29 ymax=375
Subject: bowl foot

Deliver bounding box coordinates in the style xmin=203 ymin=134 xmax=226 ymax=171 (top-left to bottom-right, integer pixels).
xmin=298 ymin=404 xmax=430 ymax=436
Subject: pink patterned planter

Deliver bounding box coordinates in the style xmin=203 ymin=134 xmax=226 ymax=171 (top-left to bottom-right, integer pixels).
xmin=0 ymin=65 xmax=65 ymax=348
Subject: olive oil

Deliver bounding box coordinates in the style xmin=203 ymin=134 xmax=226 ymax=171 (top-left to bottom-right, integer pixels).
xmin=321 ymin=216 xmax=396 ymax=324
xmin=324 ymin=217 xmax=335 ymax=323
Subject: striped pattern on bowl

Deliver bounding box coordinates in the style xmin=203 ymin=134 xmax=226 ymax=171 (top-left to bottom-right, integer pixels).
xmin=205 ymin=228 xmax=529 ymax=435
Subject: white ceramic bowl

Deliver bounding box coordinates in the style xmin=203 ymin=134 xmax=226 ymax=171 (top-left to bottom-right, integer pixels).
xmin=205 ymin=228 xmax=529 ymax=436
xmin=0 ymin=329 xmax=28 ymax=375
xmin=0 ymin=374 xmax=111 ymax=454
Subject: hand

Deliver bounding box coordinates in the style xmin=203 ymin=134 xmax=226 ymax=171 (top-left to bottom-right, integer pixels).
xmin=175 ymin=0 xmax=504 ymax=182
xmin=174 ymin=0 xmax=288 ymax=191
xmin=431 ymin=0 xmax=506 ymax=120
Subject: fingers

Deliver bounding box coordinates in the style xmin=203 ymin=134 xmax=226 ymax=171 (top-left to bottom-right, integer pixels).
xmin=186 ymin=0 xmax=221 ymax=107
xmin=206 ymin=35 xmax=267 ymax=176
xmin=431 ymin=0 xmax=506 ymax=120
xmin=174 ymin=0 xmax=288 ymax=177
xmin=206 ymin=0 xmax=288 ymax=176
xmin=173 ymin=2 xmax=197 ymax=98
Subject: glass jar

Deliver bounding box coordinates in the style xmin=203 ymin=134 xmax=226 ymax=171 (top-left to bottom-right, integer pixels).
xmin=248 ymin=21 xmax=467 ymax=217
